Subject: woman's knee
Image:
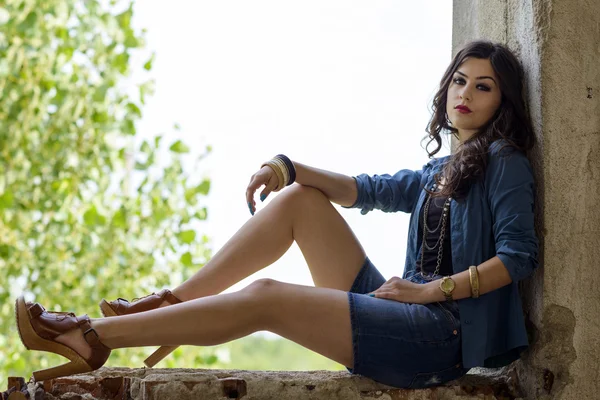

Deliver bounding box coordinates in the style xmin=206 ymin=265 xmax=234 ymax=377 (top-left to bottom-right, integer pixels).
xmin=241 ymin=279 xmax=283 ymax=327
xmin=282 ymin=184 xmax=327 ymax=202
xmin=244 ymin=278 xmax=279 ymax=293
xmin=277 ymin=185 xmax=330 ymax=213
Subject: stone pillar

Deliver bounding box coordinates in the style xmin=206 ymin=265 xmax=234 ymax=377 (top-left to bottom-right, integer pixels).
xmin=453 ymin=1 xmax=600 ymax=399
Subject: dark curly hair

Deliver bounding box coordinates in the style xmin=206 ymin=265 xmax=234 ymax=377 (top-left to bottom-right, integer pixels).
xmin=423 ymin=40 xmax=535 ymax=199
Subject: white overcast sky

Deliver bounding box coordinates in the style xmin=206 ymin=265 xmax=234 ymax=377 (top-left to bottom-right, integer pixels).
xmin=130 ymin=1 xmax=452 ymax=301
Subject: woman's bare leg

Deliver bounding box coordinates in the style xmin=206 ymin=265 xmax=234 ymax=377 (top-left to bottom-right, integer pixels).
xmin=60 ymin=279 xmax=355 ymax=368
xmin=173 ymin=185 xmax=367 ymax=300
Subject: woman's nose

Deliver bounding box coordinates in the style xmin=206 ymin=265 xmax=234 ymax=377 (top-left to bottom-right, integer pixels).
xmin=459 ymin=87 xmax=471 ymax=101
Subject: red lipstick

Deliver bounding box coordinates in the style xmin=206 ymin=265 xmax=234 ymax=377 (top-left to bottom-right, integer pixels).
xmin=455 ymin=105 xmax=472 ymax=113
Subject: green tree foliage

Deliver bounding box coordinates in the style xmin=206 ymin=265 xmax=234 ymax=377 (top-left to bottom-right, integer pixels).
xmin=0 ymin=0 xmax=214 ymax=379
xmin=207 ymin=336 xmax=347 ymax=372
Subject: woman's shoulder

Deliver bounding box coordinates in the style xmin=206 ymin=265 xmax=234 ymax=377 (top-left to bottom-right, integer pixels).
xmin=488 ymin=139 xmax=527 ymax=159
xmin=425 ymin=154 xmax=452 ymax=169
xmin=485 ymin=139 xmax=534 ymax=182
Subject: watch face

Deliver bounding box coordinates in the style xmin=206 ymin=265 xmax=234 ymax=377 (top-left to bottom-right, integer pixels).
xmin=441 ymin=277 xmax=455 ymax=292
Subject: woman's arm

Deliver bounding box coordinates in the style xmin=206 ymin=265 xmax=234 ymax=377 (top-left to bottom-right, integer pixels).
xmin=293 ymin=161 xmax=358 ymax=207
xmin=427 ymin=146 xmax=539 ymax=302
xmin=368 ymin=256 xmax=512 ymax=304
xmin=422 ymin=256 xmax=512 ymax=302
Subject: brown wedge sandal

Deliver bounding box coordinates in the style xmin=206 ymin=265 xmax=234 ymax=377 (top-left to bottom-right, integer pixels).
xmin=99 ymin=289 xmax=182 ymax=368
xmin=15 ymin=296 xmax=111 ymax=381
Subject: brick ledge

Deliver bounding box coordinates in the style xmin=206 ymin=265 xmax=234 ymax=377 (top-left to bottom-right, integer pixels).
xmin=10 ymin=367 xmax=522 ymax=399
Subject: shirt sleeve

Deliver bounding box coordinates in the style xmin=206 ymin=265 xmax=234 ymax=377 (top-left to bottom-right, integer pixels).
xmin=486 ymin=145 xmax=539 ymax=283
xmin=342 ymin=164 xmax=429 ymax=214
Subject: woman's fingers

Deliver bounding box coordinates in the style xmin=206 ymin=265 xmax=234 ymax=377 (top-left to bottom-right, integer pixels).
xmin=246 ymin=175 xmax=263 ymax=216
xmin=368 ymin=277 xmax=402 ymax=298
xmin=245 ymin=167 xmax=279 ymax=216
xmin=368 ymin=290 xmax=392 ymax=299
xmin=259 ymin=177 xmax=278 ymax=203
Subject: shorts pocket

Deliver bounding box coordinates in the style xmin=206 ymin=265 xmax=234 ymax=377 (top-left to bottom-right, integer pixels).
xmin=435 ymin=301 xmax=460 ymax=334
xmin=407 ymin=363 xmax=467 ymax=389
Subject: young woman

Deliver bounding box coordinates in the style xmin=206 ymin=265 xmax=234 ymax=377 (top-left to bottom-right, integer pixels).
xmin=16 ymin=40 xmax=538 ymax=389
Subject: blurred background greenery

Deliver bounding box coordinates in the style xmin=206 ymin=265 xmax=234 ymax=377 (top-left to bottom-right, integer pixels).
xmin=0 ymin=0 xmax=343 ymax=382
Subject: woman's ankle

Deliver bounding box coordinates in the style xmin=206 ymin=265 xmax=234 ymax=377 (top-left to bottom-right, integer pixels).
xmin=55 ymin=328 xmax=92 ymax=360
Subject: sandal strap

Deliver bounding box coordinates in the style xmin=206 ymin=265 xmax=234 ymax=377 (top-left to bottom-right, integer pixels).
xmin=79 ymin=317 xmax=100 ymax=346
xmin=28 ymin=303 xmax=45 ymax=319
xmin=78 ymin=316 xmax=111 ymax=369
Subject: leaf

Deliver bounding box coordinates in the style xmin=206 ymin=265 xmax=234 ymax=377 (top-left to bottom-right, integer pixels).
xmin=122 ymin=119 xmax=136 ymax=135
xmin=112 ymin=208 xmax=127 ymax=228
xmin=124 ymin=30 xmax=139 ymax=48
xmin=177 ymin=230 xmax=196 ymax=244
xmin=169 ymin=140 xmax=190 ymax=154
xmin=195 ymin=208 xmax=208 ymax=220
xmin=140 ymin=140 xmax=151 ymax=154
xmin=196 ymin=180 xmax=211 ymax=195
xmin=83 ymin=206 xmax=106 ymax=226
xmin=134 ymin=161 xmax=149 ymax=170
xmin=17 ymin=11 xmax=37 ymax=33
xmin=205 ymin=355 xmax=218 ymax=365
xmin=139 ymin=80 xmax=155 ymax=104
xmin=113 ymin=52 xmax=130 ymax=75
xmin=116 ymin=6 xmax=133 ymax=30
xmin=180 ymin=252 xmax=193 ymax=266
xmin=143 ymin=53 xmax=155 ymax=71
xmin=93 ymin=84 xmax=110 ymax=102
xmin=126 ymin=102 xmax=142 ymax=118
xmin=154 ymin=135 xmax=162 ymax=148
xmin=0 ymin=190 xmax=14 ymax=208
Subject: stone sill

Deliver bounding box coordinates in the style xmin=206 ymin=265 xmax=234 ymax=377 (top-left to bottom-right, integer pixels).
xmin=9 ymin=367 xmax=522 ymax=400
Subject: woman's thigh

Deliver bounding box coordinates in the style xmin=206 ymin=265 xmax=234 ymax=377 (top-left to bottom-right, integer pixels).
xmin=250 ymin=263 xmax=466 ymax=389
xmin=250 ymin=278 xmax=355 ymax=368
xmin=277 ymin=185 xmax=367 ymax=291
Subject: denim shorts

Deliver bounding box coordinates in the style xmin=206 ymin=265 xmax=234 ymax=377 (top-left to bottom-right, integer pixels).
xmin=346 ymin=257 xmax=469 ymax=389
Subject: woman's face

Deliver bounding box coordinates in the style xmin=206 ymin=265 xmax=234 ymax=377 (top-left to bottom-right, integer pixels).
xmin=446 ymin=57 xmax=502 ymax=142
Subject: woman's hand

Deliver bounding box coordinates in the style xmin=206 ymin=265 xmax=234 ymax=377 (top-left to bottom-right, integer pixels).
xmin=245 ymin=165 xmax=281 ymax=215
xmin=368 ymin=276 xmax=437 ymax=304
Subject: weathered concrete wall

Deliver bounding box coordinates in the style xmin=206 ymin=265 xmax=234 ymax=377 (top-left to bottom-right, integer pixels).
xmin=453 ymin=0 xmax=600 ymax=399
xmin=9 ymin=367 xmax=523 ymax=400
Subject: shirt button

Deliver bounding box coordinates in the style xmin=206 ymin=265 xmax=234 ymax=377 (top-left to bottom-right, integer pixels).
xmin=465 ymin=320 xmax=471 ymax=325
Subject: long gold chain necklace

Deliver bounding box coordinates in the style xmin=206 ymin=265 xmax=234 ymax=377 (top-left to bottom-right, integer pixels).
xmin=419 ymin=182 xmax=452 ymax=280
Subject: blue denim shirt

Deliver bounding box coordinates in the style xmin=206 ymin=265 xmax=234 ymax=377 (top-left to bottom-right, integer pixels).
xmin=345 ymin=140 xmax=539 ymax=368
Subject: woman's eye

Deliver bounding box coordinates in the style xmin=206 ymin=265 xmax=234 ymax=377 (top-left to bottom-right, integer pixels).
xmin=452 ymin=78 xmax=490 ymax=91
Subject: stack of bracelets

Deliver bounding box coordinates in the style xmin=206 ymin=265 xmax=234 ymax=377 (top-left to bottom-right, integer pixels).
xmin=261 ymin=154 xmax=296 ymax=191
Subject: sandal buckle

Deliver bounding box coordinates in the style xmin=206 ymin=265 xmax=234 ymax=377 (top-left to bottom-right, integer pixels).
xmin=83 ymin=328 xmax=100 ymax=343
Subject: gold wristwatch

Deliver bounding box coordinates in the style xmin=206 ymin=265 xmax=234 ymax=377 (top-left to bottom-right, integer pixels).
xmin=439 ymin=276 xmax=456 ymax=301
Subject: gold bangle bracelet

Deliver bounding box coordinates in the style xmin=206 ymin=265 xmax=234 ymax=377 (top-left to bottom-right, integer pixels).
xmin=262 ymin=161 xmax=284 ymax=191
xmin=273 ymin=156 xmax=289 ymax=183
xmin=469 ymin=265 xmax=480 ymax=298
xmin=272 ymin=158 xmax=289 ymax=187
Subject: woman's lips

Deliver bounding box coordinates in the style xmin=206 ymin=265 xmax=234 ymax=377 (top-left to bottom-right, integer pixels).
xmin=455 ymin=106 xmax=472 ymax=114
